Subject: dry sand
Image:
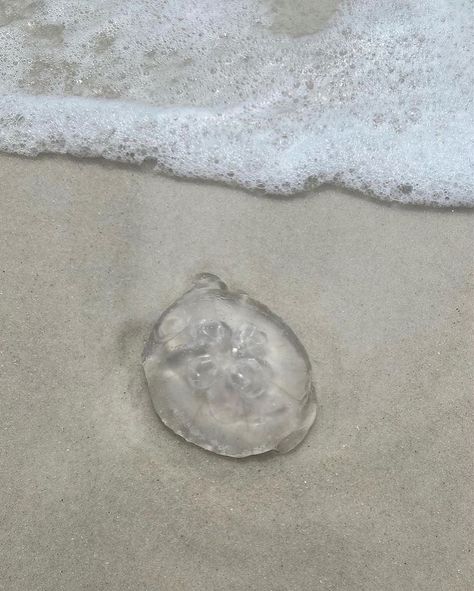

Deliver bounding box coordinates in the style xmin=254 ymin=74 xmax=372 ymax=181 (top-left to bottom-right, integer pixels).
xmin=0 ymin=153 xmax=473 ymax=590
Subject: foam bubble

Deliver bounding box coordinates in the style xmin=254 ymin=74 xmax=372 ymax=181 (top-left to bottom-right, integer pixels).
xmin=0 ymin=0 xmax=472 ymax=205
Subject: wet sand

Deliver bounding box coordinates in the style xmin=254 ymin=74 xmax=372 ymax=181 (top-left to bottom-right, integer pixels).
xmin=0 ymin=153 xmax=472 ymax=590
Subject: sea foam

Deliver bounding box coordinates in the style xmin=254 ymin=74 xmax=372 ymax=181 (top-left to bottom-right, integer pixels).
xmin=0 ymin=0 xmax=472 ymax=205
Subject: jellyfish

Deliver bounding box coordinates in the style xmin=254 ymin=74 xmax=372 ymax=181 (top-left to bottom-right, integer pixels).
xmin=142 ymin=274 xmax=316 ymax=457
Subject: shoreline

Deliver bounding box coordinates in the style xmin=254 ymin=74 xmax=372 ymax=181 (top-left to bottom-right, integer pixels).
xmin=3 ymin=151 xmax=474 ymax=210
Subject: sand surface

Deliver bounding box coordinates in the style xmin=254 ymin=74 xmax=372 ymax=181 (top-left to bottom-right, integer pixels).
xmin=0 ymin=153 xmax=473 ymax=590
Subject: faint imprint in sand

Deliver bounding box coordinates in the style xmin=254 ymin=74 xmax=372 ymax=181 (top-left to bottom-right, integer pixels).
xmin=142 ymin=274 xmax=316 ymax=457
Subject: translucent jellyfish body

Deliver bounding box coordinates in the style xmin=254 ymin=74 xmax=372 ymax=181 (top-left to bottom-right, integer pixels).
xmin=142 ymin=274 xmax=316 ymax=457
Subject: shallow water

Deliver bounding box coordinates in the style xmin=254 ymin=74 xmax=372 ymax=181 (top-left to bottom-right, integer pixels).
xmin=0 ymin=0 xmax=472 ymax=205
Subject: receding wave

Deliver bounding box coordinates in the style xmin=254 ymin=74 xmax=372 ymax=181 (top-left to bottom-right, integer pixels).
xmin=0 ymin=0 xmax=472 ymax=206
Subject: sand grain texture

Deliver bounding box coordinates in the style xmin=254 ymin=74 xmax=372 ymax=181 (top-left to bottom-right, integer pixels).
xmin=0 ymin=154 xmax=473 ymax=590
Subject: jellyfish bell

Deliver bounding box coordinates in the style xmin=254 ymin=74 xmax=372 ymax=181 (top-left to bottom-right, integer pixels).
xmin=142 ymin=274 xmax=316 ymax=457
